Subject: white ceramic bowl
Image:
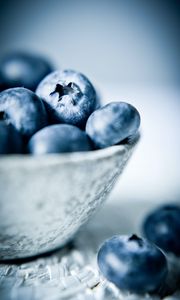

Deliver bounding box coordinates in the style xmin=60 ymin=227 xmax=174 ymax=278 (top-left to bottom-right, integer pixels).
xmin=0 ymin=139 xmax=138 ymax=260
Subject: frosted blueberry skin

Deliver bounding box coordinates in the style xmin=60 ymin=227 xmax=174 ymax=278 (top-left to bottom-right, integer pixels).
xmin=28 ymin=124 xmax=93 ymax=154
xmin=36 ymin=69 xmax=97 ymax=128
xmin=0 ymin=52 xmax=53 ymax=91
xmin=0 ymin=121 xmax=24 ymax=154
xmin=97 ymin=234 xmax=168 ymax=294
xmin=86 ymin=102 xmax=140 ymax=149
xmin=143 ymin=204 xmax=180 ymax=256
xmin=0 ymin=88 xmax=48 ymax=140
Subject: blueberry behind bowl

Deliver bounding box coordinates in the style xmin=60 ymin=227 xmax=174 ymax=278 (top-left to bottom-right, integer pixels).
xmin=0 ymin=52 xmax=53 ymax=91
xmin=142 ymin=204 xmax=180 ymax=256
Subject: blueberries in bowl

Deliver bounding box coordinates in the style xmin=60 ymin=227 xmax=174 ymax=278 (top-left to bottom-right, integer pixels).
xmin=86 ymin=102 xmax=140 ymax=148
xmin=36 ymin=69 xmax=97 ymax=128
xmin=142 ymin=204 xmax=180 ymax=256
xmin=0 ymin=87 xmax=48 ymax=140
xmin=0 ymin=52 xmax=53 ymax=91
xmin=0 ymin=53 xmax=141 ymax=155
xmin=0 ymin=121 xmax=23 ymax=154
xmin=97 ymin=234 xmax=168 ymax=294
xmin=28 ymin=124 xmax=93 ymax=154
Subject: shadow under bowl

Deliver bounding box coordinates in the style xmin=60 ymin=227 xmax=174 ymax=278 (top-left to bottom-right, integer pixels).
xmin=0 ymin=138 xmax=138 ymax=261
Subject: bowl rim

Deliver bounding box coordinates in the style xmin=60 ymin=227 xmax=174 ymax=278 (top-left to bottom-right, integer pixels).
xmin=0 ymin=144 xmax=129 ymax=167
xmin=0 ymin=133 xmax=140 ymax=167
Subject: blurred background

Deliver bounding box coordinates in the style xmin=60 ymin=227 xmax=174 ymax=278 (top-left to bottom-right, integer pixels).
xmin=0 ymin=0 xmax=179 ymax=204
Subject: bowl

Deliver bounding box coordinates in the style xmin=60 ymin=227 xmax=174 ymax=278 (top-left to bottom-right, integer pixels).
xmin=0 ymin=138 xmax=138 ymax=261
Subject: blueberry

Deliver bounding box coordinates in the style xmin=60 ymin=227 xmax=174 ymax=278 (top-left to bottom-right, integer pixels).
xmin=0 ymin=52 xmax=53 ymax=91
xmin=36 ymin=69 xmax=97 ymax=128
xmin=97 ymin=234 xmax=168 ymax=294
xmin=0 ymin=121 xmax=24 ymax=154
xmin=28 ymin=124 xmax=93 ymax=154
xmin=0 ymin=87 xmax=48 ymax=139
xmin=142 ymin=204 xmax=180 ymax=256
xmin=86 ymin=102 xmax=140 ymax=149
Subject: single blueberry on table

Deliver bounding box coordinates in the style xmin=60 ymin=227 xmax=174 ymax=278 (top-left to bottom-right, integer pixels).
xmin=0 ymin=87 xmax=48 ymax=140
xmin=36 ymin=69 xmax=97 ymax=128
xmin=28 ymin=124 xmax=93 ymax=154
xmin=142 ymin=204 xmax=180 ymax=256
xmin=0 ymin=52 xmax=53 ymax=91
xmin=86 ymin=102 xmax=140 ymax=149
xmin=0 ymin=121 xmax=24 ymax=154
xmin=97 ymin=234 xmax=168 ymax=294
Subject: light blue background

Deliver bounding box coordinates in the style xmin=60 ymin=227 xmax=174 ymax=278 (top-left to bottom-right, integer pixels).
xmin=0 ymin=0 xmax=179 ymax=85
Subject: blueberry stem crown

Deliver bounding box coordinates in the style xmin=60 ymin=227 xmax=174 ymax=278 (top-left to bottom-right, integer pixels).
xmin=0 ymin=111 xmax=5 ymax=120
xmin=129 ymin=234 xmax=143 ymax=247
xmin=0 ymin=111 xmax=9 ymax=124
xmin=50 ymin=82 xmax=82 ymax=105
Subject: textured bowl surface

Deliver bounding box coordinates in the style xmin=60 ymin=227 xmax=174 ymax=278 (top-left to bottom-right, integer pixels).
xmin=0 ymin=141 xmax=137 ymax=260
